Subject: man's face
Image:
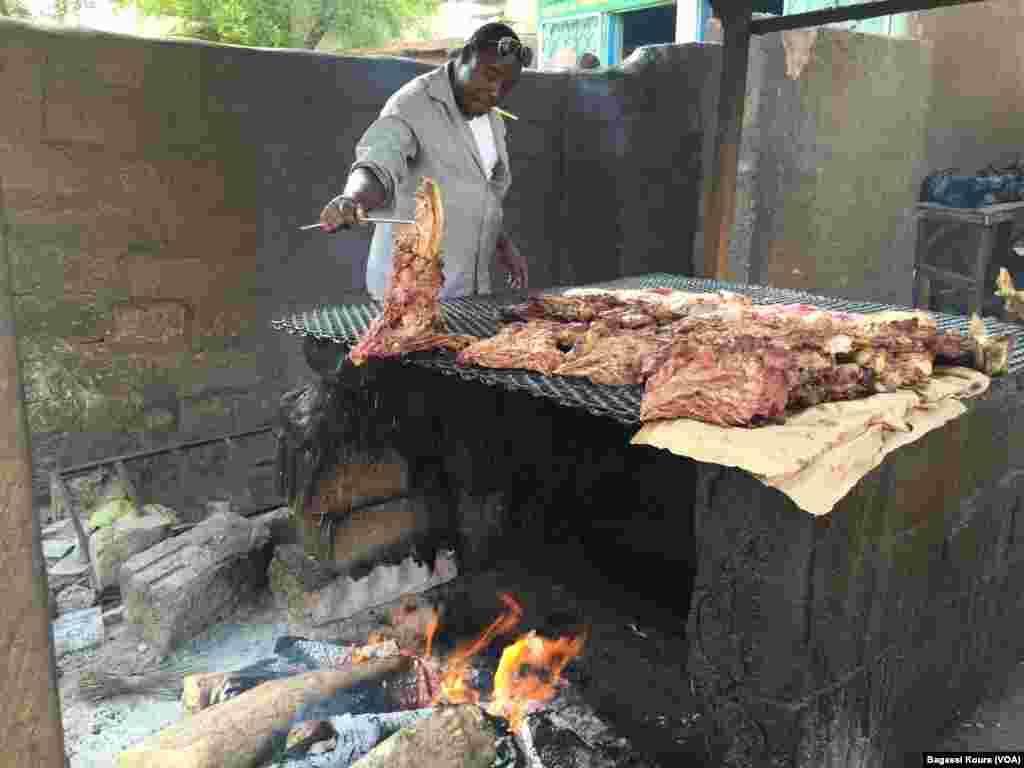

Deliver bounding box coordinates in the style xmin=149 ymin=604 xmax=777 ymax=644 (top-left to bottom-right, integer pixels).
xmin=453 ymin=47 xmax=522 ymax=118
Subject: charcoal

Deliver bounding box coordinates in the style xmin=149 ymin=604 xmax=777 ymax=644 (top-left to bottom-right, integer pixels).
xmin=524 ymin=696 xmax=662 ymax=768
xmin=276 ymin=709 xmax=436 ymax=767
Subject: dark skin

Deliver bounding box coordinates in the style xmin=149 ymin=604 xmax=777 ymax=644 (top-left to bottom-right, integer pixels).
xmin=320 ymin=45 xmax=528 ymax=290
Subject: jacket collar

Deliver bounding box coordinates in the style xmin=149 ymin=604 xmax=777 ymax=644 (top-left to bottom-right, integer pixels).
xmin=426 ymin=63 xmax=501 ymax=180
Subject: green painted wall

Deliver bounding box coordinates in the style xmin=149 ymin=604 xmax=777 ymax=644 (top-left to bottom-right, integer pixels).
xmin=541 ymin=0 xmax=669 ymax=20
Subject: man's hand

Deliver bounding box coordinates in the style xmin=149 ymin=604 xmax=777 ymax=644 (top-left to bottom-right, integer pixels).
xmin=320 ymin=195 xmax=366 ymax=232
xmin=496 ymin=235 xmax=528 ymax=291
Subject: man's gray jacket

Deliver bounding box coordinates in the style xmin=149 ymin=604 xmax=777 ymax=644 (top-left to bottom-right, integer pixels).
xmin=351 ymin=63 xmax=512 ymax=300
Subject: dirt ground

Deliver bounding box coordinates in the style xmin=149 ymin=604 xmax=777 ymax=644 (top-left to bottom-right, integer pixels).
xmin=936 ymin=655 xmax=1024 ymax=752
xmin=59 ymin=593 xmax=288 ymax=768
xmin=59 ymin=553 xmax=1024 ymax=767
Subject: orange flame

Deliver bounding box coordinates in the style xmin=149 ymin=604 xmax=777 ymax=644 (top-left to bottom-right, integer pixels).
xmin=429 ymin=592 xmax=587 ymax=733
xmin=486 ymin=629 xmax=588 ymax=732
xmin=424 ymin=611 xmax=441 ymax=658
xmin=434 ymin=593 xmax=523 ymax=706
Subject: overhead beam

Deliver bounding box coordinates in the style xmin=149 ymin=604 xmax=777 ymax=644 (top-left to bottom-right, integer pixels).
xmin=702 ymin=4 xmax=753 ymax=280
xmin=749 ymin=0 xmax=985 ymax=35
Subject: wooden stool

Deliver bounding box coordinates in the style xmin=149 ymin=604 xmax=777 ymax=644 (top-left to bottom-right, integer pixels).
xmin=912 ymin=201 xmax=1024 ymax=316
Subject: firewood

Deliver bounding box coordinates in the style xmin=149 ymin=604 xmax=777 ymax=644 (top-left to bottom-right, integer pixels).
xmin=180 ymin=671 xmax=229 ymax=714
xmin=349 ymin=705 xmax=499 ymax=768
xmin=117 ymin=656 xmax=410 ymax=768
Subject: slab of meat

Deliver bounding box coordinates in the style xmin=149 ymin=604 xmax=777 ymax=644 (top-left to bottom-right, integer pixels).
xmin=349 ymin=178 xmax=478 ymax=366
xmin=467 ymin=284 xmax=1007 ymax=427
xmin=456 ymin=321 xmax=588 ymax=375
xmin=640 ymin=342 xmax=792 ymax=426
xmin=499 ymin=294 xmax=622 ymax=324
xmin=637 ymin=308 xmax=955 ymax=425
xmin=501 ymin=288 xmax=753 ymax=327
xmin=554 ymin=328 xmax=669 ymax=386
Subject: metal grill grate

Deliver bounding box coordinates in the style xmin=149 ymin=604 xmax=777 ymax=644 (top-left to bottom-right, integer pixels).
xmin=271 ymin=274 xmax=1024 ymax=425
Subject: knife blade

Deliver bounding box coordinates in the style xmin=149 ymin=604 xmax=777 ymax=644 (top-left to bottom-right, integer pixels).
xmin=299 ymin=218 xmax=414 ymax=231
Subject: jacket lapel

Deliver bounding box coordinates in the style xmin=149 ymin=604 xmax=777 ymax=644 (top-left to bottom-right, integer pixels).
xmin=427 ymin=65 xmax=488 ymax=179
xmin=489 ymin=110 xmax=510 ymax=184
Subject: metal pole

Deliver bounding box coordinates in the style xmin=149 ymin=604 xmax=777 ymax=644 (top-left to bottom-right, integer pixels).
xmin=702 ymin=2 xmax=754 ymax=280
xmin=749 ymin=0 xmax=985 ymax=34
xmin=0 ymin=183 xmax=67 ymax=765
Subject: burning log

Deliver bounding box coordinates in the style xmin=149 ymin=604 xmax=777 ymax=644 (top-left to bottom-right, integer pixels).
xmin=178 ymin=671 xmax=274 ymax=715
xmin=349 ymin=705 xmax=499 ymax=768
xmin=117 ymin=656 xmax=411 ymax=768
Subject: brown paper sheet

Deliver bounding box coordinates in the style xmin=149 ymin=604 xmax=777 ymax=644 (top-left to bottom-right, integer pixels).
xmin=630 ymin=367 xmax=990 ymax=517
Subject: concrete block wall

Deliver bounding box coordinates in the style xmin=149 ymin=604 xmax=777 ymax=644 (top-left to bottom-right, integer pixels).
xmin=686 ymin=377 xmax=1024 ymax=767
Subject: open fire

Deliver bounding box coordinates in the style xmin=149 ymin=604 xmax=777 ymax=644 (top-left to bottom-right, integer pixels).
xmin=426 ymin=592 xmax=588 ymax=733
xmin=113 ymin=588 xmax=592 ymax=768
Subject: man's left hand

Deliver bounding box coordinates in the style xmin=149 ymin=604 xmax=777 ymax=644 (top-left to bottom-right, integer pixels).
xmin=496 ymin=236 xmax=528 ymax=291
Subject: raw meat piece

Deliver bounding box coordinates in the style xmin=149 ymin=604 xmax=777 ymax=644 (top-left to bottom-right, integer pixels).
xmin=554 ymin=329 xmax=669 ymax=386
xmin=640 ymin=343 xmax=791 ymax=426
xmin=502 ymin=288 xmax=753 ymax=326
xmin=456 ymin=321 xmax=588 ymax=375
xmin=853 ymin=349 xmax=933 ymax=392
xmin=500 ymin=294 xmax=622 ymax=324
xmin=349 ymin=178 xmax=478 ymax=366
xmin=593 ymin=305 xmax=659 ymax=330
xmin=637 ymin=307 xmax=976 ymax=425
xmin=478 ymin=285 xmax=1006 ymax=427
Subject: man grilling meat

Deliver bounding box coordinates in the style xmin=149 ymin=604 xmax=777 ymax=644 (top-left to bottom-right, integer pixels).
xmin=320 ymin=23 xmax=531 ymax=300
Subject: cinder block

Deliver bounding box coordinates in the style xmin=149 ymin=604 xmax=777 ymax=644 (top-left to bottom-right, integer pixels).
xmin=119 ymin=511 xmax=270 ymax=654
xmin=89 ymin=512 xmax=173 ymax=591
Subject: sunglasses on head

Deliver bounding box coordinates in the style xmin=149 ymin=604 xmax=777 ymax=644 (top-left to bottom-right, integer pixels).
xmin=488 ymin=36 xmax=533 ymax=68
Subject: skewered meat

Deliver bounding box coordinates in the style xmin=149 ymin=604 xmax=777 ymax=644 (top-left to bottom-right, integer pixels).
xmin=349 ymin=178 xmax=478 ymax=366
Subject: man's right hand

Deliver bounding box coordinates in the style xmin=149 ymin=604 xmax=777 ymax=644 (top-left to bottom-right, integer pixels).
xmin=320 ymin=195 xmax=366 ymax=232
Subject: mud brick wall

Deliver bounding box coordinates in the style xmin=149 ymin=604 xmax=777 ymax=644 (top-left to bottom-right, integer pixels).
xmin=686 ymin=375 xmax=1024 ymax=767
xmin=0 ymin=19 xmax=715 ymax=514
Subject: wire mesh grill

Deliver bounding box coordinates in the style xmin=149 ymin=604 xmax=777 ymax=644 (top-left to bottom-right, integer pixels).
xmin=271 ymin=274 xmax=1024 ymax=425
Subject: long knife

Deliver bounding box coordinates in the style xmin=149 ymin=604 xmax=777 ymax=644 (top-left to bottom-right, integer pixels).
xmin=299 ymin=218 xmax=414 ymax=231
